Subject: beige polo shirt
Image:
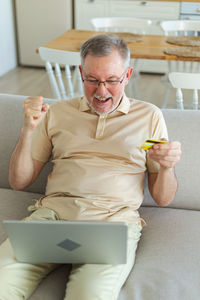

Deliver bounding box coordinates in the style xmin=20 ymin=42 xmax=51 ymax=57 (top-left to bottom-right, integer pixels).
xmin=32 ymin=95 xmax=168 ymax=224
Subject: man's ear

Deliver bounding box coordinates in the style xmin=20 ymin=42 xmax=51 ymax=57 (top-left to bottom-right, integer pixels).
xmin=79 ymin=65 xmax=83 ymax=81
xmin=125 ymin=67 xmax=133 ymax=85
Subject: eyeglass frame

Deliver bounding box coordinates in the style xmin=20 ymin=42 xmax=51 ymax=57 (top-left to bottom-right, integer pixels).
xmin=82 ymin=69 xmax=128 ymax=89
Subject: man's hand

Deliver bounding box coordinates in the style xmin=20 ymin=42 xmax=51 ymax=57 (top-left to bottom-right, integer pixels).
xmin=147 ymin=141 xmax=182 ymax=169
xmin=23 ymin=96 xmax=49 ymax=131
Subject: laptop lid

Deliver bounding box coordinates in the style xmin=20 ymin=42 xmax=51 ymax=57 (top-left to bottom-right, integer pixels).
xmin=3 ymin=220 xmax=128 ymax=264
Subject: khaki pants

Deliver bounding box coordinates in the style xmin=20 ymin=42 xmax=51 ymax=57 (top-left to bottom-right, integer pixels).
xmin=0 ymin=208 xmax=142 ymax=300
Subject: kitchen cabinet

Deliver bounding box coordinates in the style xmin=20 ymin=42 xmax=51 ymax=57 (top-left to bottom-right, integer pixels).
xmin=15 ymin=0 xmax=72 ymax=66
xmin=75 ymin=0 xmax=180 ymax=73
xmin=74 ymin=0 xmax=109 ymax=29
xmin=75 ymin=0 xmax=180 ymax=30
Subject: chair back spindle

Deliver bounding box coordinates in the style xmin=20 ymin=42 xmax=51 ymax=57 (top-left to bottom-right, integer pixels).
xmin=169 ymin=72 xmax=200 ymax=110
xmin=39 ymin=47 xmax=83 ymax=100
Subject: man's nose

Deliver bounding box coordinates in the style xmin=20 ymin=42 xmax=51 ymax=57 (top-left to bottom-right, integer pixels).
xmin=96 ymin=82 xmax=108 ymax=95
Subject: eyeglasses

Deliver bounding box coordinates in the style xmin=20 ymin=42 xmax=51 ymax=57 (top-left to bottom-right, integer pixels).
xmin=82 ymin=70 xmax=127 ymax=89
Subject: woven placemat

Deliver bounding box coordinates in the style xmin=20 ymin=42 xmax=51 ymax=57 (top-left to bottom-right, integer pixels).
xmin=91 ymin=32 xmax=142 ymax=43
xmin=164 ymin=47 xmax=200 ymax=58
xmin=166 ymin=36 xmax=200 ymax=47
xmin=114 ymin=32 xmax=142 ymax=43
xmin=77 ymin=32 xmax=142 ymax=50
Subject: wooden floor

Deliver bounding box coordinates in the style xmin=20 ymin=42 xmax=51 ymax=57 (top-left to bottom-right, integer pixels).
xmin=0 ymin=67 xmax=53 ymax=99
xmin=0 ymin=66 xmax=192 ymax=109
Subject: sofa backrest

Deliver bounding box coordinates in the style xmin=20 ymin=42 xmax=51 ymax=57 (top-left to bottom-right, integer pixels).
xmin=143 ymin=109 xmax=200 ymax=211
xmin=0 ymin=94 xmax=200 ymax=210
xmin=0 ymin=94 xmax=55 ymax=194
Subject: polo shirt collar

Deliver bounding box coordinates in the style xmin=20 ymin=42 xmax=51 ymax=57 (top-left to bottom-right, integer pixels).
xmin=79 ymin=96 xmax=90 ymax=112
xmin=116 ymin=94 xmax=130 ymax=114
xmin=79 ymin=94 xmax=131 ymax=115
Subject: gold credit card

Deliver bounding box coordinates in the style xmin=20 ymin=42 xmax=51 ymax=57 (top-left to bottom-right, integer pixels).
xmin=139 ymin=139 xmax=167 ymax=151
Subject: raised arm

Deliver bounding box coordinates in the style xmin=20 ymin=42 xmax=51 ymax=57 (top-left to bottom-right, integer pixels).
xmin=9 ymin=96 xmax=49 ymax=190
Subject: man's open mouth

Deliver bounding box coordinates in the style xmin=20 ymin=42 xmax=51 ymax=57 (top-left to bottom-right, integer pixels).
xmin=95 ymin=97 xmax=111 ymax=103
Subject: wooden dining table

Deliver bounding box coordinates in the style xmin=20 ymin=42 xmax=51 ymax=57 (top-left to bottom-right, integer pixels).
xmin=41 ymin=29 xmax=200 ymax=62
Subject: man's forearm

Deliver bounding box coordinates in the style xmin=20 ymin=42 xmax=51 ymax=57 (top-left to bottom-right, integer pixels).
xmin=9 ymin=128 xmax=35 ymax=190
xmin=150 ymin=167 xmax=178 ymax=207
xmin=147 ymin=140 xmax=181 ymax=206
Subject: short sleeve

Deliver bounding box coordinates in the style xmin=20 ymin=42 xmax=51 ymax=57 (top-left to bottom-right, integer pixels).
xmin=146 ymin=109 xmax=168 ymax=173
xmin=31 ymin=110 xmax=52 ymax=163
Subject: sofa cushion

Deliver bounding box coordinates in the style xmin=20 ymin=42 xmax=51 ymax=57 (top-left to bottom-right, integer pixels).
xmin=0 ymin=188 xmax=42 ymax=243
xmin=118 ymin=206 xmax=200 ymax=300
xmin=142 ymin=109 xmax=200 ymax=211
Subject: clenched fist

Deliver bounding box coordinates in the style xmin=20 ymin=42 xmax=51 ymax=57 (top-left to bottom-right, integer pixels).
xmin=23 ymin=96 xmax=49 ymax=131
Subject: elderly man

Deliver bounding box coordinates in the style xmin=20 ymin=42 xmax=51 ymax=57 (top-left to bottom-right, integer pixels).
xmin=0 ymin=34 xmax=181 ymax=300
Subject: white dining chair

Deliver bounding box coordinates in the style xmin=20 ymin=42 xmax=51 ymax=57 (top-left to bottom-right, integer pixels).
xmin=160 ymin=20 xmax=200 ymax=108
xmin=169 ymin=72 xmax=200 ymax=110
xmin=90 ymin=17 xmax=152 ymax=34
xmin=90 ymin=17 xmax=152 ymax=99
xmin=39 ymin=47 xmax=84 ymax=100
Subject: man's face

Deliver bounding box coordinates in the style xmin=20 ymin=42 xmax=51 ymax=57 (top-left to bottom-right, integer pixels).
xmin=80 ymin=50 xmax=132 ymax=115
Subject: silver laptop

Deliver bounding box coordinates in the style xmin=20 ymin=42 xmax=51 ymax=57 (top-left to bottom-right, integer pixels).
xmin=3 ymin=220 xmax=128 ymax=264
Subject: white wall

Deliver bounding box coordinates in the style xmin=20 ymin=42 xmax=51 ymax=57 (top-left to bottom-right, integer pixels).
xmin=15 ymin=0 xmax=72 ymax=66
xmin=0 ymin=0 xmax=17 ymax=76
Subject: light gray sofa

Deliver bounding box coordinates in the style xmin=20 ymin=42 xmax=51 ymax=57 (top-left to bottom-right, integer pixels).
xmin=0 ymin=93 xmax=200 ymax=300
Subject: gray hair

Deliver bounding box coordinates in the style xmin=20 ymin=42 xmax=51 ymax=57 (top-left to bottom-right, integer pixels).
xmin=80 ymin=34 xmax=130 ymax=69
